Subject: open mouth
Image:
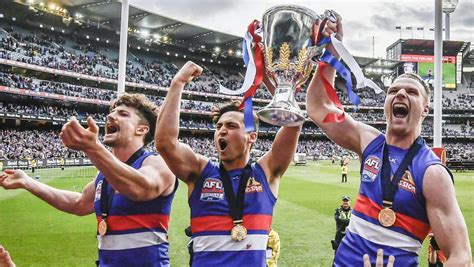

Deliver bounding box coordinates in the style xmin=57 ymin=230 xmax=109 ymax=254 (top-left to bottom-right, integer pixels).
xmin=218 ymin=139 xmax=228 ymax=151
xmin=392 ymin=103 xmax=409 ymax=118
xmin=106 ymin=123 xmax=119 ymax=134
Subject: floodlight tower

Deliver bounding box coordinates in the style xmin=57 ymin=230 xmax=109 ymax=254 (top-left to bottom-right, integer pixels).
xmin=118 ymin=0 xmax=129 ymax=96
xmin=442 ymin=0 xmax=458 ymax=41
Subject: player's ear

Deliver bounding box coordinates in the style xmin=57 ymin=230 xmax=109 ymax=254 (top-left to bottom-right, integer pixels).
xmin=248 ymin=131 xmax=257 ymax=144
xmin=136 ymin=124 xmax=149 ymax=136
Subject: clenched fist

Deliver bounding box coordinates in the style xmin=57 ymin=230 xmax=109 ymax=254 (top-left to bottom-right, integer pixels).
xmin=172 ymin=61 xmax=203 ymax=85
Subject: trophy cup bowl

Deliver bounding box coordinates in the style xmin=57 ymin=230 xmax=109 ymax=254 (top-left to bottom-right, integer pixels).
xmin=257 ymin=5 xmax=321 ymax=127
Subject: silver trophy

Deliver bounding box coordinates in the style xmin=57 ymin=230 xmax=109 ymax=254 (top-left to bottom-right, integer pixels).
xmin=257 ymin=6 xmax=335 ymax=127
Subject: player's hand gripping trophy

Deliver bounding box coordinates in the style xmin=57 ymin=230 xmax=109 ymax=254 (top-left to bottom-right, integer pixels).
xmin=257 ymin=6 xmax=338 ymax=126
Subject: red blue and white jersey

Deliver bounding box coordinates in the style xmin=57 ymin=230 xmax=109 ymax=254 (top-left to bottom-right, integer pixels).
xmin=334 ymin=134 xmax=451 ymax=267
xmin=189 ymin=161 xmax=276 ymax=267
xmin=94 ymin=151 xmax=177 ymax=267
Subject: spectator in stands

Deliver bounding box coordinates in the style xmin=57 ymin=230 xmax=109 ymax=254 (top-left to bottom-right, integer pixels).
xmin=0 ymin=93 xmax=177 ymax=266
xmin=306 ymin=17 xmax=471 ymax=266
xmin=155 ymin=61 xmax=301 ymax=266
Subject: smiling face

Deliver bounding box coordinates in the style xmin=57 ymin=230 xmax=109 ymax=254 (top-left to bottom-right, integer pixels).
xmin=214 ymin=111 xmax=256 ymax=163
xmin=104 ymin=105 xmax=149 ymax=147
xmin=384 ymin=76 xmax=429 ymax=138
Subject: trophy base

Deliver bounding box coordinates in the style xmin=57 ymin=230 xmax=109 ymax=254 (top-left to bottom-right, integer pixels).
xmin=257 ymin=107 xmax=305 ymax=127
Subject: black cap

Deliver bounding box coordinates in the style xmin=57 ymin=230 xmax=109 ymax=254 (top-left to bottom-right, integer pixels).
xmin=342 ymin=196 xmax=350 ymax=201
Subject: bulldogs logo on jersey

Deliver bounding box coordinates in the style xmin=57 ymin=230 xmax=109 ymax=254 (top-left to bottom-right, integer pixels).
xmin=200 ymin=178 xmax=224 ymax=201
xmin=362 ymin=156 xmax=381 ymax=182
xmin=245 ymin=177 xmax=263 ymax=194
xmin=398 ymin=170 xmax=416 ymax=195
xmin=94 ymin=180 xmax=103 ymax=201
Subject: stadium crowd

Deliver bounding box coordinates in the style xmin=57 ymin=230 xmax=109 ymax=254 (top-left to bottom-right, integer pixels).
xmin=0 ymin=23 xmax=472 ymax=109
xmin=1 ymin=128 xmax=471 ymax=162
xmin=0 ymin=22 xmax=472 ymax=166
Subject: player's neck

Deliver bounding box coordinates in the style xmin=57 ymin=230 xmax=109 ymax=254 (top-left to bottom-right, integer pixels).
xmin=112 ymin=141 xmax=144 ymax=162
xmin=221 ymin=155 xmax=250 ymax=171
xmin=385 ymin=131 xmax=419 ymax=149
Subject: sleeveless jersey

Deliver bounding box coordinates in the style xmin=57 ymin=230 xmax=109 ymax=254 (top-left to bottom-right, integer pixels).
xmin=94 ymin=151 xmax=177 ymax=267
xmin=334 ymin=134 xmax=451 ymax=267
xmin=189 ymin=161 xmax=277 ymax=267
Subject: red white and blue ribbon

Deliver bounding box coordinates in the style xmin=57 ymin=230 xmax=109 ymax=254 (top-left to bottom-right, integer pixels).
xmin=316 ymin=34 xmax=382 ymax=123
xmin=219 ymin=20 xmax=264 ymax=132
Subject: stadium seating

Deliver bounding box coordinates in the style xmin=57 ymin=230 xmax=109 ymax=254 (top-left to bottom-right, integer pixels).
xmin=0 ymin=20 xmax=472 ymax=167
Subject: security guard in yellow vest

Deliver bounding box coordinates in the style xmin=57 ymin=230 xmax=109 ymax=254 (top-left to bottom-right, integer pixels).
xmin=60 ymin=157 xmax=65 ymax=170
xmin=266 ymin=227 xmax=280 ymax=267
xmin=341 ymin=164 xmax=348 ymax=183
xmin=31 ymin=159 xmax=37 ymax=173
xmin=332 ymin=196 xmax=351 ymax=252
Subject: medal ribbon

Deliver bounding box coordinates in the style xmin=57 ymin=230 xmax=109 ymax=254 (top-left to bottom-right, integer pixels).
xmin=99 ymin=147 xmax=146 ymax=225
xmin=219 ymin=161 xmax=252 ymax=226
xmin=381 ymin=137 xmax=424 ymax=209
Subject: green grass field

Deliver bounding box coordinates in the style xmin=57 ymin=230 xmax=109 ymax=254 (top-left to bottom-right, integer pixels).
xmin=0 ymin=162 xmax=473 ymax=266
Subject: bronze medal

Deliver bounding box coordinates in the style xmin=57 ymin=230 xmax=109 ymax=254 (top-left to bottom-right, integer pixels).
xmin=98 ymin=219 xmax=108 ymax=236
xmin=378 ymin=208 xmax=396 ymax=227
xmin=231 ymin=224 xmax=247 ymax=242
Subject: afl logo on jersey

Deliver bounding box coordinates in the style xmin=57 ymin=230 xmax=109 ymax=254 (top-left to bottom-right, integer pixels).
xmin=362 ymin=156 xmax=381 ymax=182
xmin=200 ymin=178 xmax=225 ymax=201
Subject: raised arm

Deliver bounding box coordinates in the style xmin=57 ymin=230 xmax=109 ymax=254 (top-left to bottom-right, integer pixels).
xmin=424 ymin=165 xmax=472 ymax=266
xmin=0 ymin=169 xmax=95 ymax=216
xmin=155 ymin=61 xmax=208 ymax=185
xmin=257 ymin=124 xmax=301 ymax=195
xmin=60 ymin=117 xmax=176 ymax=201
xmin=306 ymin=17 xmax=379 ymax=156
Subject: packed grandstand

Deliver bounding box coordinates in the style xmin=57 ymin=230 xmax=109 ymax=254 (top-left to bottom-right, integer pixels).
xmin=0 ymin=1 xmax=472 ymax=170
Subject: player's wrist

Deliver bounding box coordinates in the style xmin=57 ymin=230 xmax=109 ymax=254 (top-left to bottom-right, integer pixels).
xmin=23 ymin=176 xmax=37 ymax=190
xmin=171 ymin=77 xmax=188 ymax=88
xmin=83 ymin=140 xmax=103 ymax=155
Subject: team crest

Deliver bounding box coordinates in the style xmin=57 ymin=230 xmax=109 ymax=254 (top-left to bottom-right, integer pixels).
xmin=94 ymin=180 xmax=103 ymax=201
xmin=245 ymin=177 xmax=263 ymax=194
xmin=362 ymin=156 xmax=381 ymax=182
xmin=398 ymin=170 xmax=416 ymax=195
xmin=200 ymin=178 xmax=224 ymax=201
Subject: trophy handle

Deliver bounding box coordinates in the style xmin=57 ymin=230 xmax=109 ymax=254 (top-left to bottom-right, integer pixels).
xmin=309 ymin=9 xmax=340 ymax=64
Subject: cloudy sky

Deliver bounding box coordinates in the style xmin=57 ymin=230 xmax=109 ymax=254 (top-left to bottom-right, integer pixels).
xmin=129 ymin=0 xmax=473 ymax=58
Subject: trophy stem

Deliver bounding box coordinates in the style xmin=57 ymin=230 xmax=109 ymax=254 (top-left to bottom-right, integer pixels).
xmin=257 ymin=85 xmax=305 ymax=127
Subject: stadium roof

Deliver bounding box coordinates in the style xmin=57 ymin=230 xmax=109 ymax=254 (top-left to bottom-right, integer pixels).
xmin=4 ymin=0 xmax=409 ymax=72
xmin=5 ymin=0 xmax=244 ymax=57
xmin=386 ymin=39 xmax=470 ymax=57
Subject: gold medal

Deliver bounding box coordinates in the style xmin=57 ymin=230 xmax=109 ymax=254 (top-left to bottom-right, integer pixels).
xmin=231 ymin=224 xmax=247 ymax=242
xmin=98 ymin=219 xmax=108 ymax=236
xmin=378 ymin=208 xmax=396 ymax=227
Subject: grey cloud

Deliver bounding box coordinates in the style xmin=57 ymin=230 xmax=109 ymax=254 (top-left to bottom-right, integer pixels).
xmin=452 ymin=1 xmax=474 ymax=27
